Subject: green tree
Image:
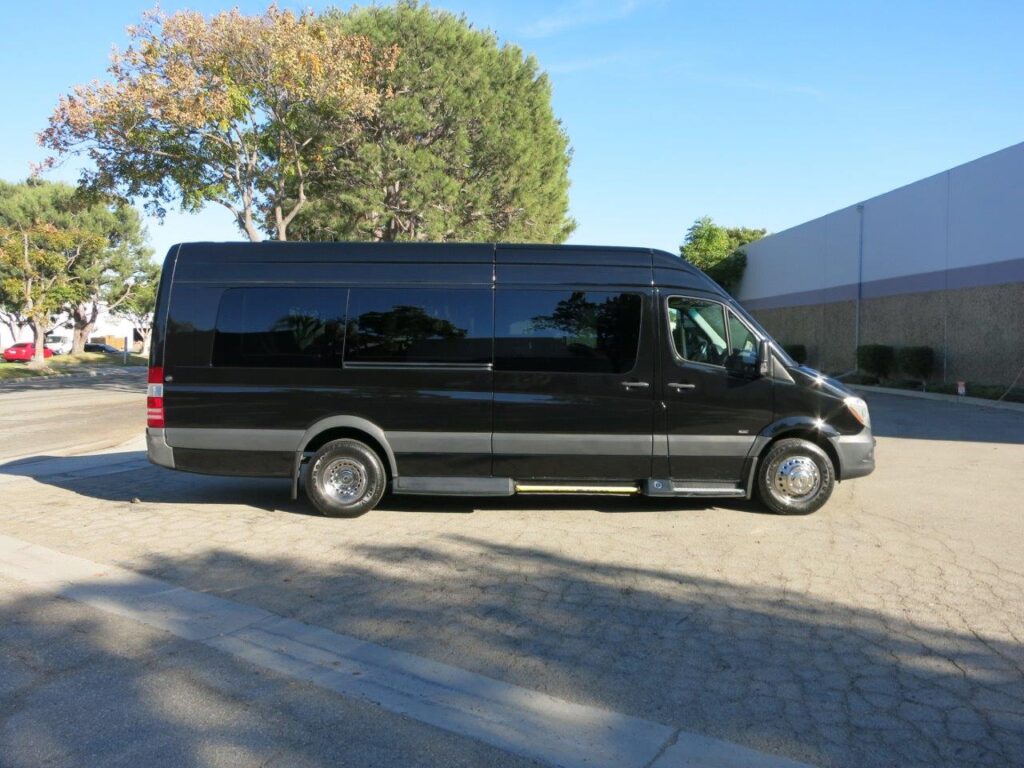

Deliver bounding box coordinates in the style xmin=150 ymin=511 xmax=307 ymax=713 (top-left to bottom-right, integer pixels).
xmin=289 ymin=2 xmax=574 ymax=243
xmin=679 ymin=216 xmax=766 ymax=293
xmin=113 ymin=260 xmax=161 ymax=356
xmin=39 ymin=6 xmax=397 ymax=241
xmin=0 ymin=179 xmax=152 ymax=355
xmin=0 ymin=221 xmax=104 ymax=364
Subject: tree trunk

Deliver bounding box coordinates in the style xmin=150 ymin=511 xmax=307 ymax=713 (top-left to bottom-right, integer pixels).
xmin=71 ymin=302 xmax=100 ymax=354
xmin=140 ymin=327 xmax=153 ymax=358
xmin=29 ymin=319 xmax=47 ymax=365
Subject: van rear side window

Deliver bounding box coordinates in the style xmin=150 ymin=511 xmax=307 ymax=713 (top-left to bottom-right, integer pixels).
xmin=494 ymin=290 xmax=642 ymax=373
xmin=213 ymin=288 xmax=346 ymax=368
xmin=345 ymin=288 xmax=492 ymax=365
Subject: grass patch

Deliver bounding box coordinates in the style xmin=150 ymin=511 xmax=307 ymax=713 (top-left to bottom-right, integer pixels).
xmin=0 ymin=352 xmax=147 ymax=381
xmin=0 ymin=364 xmax=57 ymax=381
xmin=50 ymin=352 xmax=148 ymax=369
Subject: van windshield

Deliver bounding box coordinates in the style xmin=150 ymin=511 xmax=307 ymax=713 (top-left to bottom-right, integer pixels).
xmin=726 ymin=299 xmax=797 ymax=368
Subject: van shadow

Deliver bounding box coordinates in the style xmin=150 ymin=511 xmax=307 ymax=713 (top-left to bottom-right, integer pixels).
xmin=2 ymin=533 xmax=1021 ymax=767
xmin=0 ymin=450 xmax=763 ymax=517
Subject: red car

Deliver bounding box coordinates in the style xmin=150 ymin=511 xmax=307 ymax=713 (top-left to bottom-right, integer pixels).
xmin=3 ymin=343 xmax=54 ymax=362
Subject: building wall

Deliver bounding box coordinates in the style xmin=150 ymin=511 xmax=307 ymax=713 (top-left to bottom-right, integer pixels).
xmin=736 ymin=142 xmax=1024 ymax=384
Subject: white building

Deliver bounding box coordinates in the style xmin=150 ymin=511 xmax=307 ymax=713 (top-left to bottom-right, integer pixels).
xmin=1 ymin=304 xmax=138 ymax=353
xmin=736 ymin=142 xmax=1024 ymax=385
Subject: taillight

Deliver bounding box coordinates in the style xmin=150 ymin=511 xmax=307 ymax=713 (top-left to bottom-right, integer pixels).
xmin=147 ymin=366 xmax=165 ymax=428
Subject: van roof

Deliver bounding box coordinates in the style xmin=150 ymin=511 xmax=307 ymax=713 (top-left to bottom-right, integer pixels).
xmin=170 ymin=241 xmax=698 ymax=272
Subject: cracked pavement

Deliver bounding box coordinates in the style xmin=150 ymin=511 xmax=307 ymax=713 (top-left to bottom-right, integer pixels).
xmin=0 ymin=373 xmax=1021 ymax=767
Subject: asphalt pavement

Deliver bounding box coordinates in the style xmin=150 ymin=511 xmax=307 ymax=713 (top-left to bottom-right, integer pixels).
xmin=0 ymin=369 xmax=146 ymax=461
xmin=0 ymin=379 xmax=1021 ymax=768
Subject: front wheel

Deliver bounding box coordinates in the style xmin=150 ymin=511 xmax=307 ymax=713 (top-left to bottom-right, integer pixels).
xmin=756 ymin=438 xmax=834 ymax=515
xmin=306 ymin=439 xmax=386 ymax=518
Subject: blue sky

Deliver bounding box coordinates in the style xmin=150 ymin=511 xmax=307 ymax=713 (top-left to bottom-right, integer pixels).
xmin=2 ymin=0 xmax=1023 ymax=259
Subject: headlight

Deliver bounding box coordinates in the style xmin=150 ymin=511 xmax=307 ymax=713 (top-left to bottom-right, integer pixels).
xmin=844 ymin=396 xmax=871 ymax=429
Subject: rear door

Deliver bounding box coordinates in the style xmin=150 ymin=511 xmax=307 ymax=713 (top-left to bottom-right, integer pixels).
xmin=491 ymin=287 xmax=655 ymax=480
xmin=661 ymin=294 xmax=774 ymax=482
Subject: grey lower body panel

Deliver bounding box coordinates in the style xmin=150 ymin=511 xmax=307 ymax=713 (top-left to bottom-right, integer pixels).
xmin=392 ymin=476 xmax=514 ymax=496
xmin=146 ymin=428 xmax=175 ymax=469
xmin=829 ymin=430 xmax=876 ymax=480
xmin=164 ymin=428 xmax=303 ymax=452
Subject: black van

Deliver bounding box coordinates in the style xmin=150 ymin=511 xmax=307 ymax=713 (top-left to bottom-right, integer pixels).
xmin=146 ymin=242 xmax=874 ymax=517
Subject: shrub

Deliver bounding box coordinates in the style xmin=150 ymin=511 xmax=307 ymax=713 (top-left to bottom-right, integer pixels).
xmin=857 ymin=344 xmax=895 ymax=379
xmin=704 ymin=251 xmax=747 ymax=294
xmin=896 ymin=346 xmax=935 ymax=382
xmin=783 ymin=344 xmax=807 ymax=364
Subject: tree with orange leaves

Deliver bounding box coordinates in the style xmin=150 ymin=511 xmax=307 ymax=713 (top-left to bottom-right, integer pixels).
xmin=39 ymin=5 xmax=398 ymax=242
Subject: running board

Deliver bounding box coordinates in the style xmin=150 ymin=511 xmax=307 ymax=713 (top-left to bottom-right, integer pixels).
xmin=644 ymin=479 xmax=746 ymax=498
xmin=393 ymin=477 xmax=744 ymax=499
xmin=515 ymin=483 xmax=640 ymax=495
xmin=670 ymin=487 xmax=746 ymax=498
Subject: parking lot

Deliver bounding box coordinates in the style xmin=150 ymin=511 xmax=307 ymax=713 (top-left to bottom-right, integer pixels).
xmin=0 ymin=372 xmax=1021 ymax=768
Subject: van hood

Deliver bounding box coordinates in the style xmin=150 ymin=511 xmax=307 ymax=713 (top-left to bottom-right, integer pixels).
xmin=792 ymin=365 xmax=854 ymax=399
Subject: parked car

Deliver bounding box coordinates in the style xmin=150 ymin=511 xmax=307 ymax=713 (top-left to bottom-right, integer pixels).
xmin=84 ymin=343 xmax=121 ymax=354
xmin=147 ymin=242 xmax=875 ymax=518
xmin=3 ymin=343 xmax=54 ymax=362
xmin=45 ymin=334 xmax=72 ymax=355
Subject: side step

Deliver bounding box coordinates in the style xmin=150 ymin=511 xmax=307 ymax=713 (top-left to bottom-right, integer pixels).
xmin=515 ymin=483 xmax=639 ymax=495
xmin=392 ymin=477 xmax=746 ymax=499
xmin=645 ymin=479 xmax=746 ymax=498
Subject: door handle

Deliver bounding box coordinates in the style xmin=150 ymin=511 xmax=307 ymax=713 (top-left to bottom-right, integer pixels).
xmin=668 ymin=382 xmax=696 ymax=391
xmin=621 ymin=381 xmax=650 ymax=390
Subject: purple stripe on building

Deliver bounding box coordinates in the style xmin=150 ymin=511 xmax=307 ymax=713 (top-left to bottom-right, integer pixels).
xmin=740 ymin=256 xmax=1024 ymax=311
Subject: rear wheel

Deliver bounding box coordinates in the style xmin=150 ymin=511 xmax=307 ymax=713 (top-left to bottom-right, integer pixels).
xmin=756 ymin=438 xmax=834 ymax=515
xmin=306 ymin=439 xmax=386 ymax=518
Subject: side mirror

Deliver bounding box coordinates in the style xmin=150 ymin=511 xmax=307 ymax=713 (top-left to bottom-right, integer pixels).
xmin=725 ymin=345 xmax=761 ymax=378
xmin=758 ymin=340 xmax=771 ymax=377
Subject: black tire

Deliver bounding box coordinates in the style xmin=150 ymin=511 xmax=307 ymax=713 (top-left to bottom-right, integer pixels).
xmin=756 ymin=438 xmax=834 ymax=515
xmin=305 ymin=439 xmax=386 ymax=518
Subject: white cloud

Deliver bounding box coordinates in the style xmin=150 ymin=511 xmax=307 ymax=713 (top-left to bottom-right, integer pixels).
xmin=521 ymin=0 xmax=656 ymax=38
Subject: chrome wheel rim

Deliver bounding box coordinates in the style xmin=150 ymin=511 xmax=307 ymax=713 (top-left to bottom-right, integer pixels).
xmin=321 ymin=458 xmax=368 ymax=504
xmin=771 ymin=455 xmax=821 ymax=502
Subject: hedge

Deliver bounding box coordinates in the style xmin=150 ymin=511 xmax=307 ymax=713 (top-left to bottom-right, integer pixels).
xmin=857 ymin=344 xmax=895 ymax=379
xmin=896 ymin=346 xmax=935 ymax=382
xmin=783 ymin=344 xmax=808 ymax=364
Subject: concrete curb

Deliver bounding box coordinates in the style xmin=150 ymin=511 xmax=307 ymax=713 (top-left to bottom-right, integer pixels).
xmin=851 ymin=384 xmax=1024 ymax=413
xmin=0 ymin=365 xmax=146 ymax=386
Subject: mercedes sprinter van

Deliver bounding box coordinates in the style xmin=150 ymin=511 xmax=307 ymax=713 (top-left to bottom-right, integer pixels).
xmin=146 ymin=243 xmax=874 ymax=517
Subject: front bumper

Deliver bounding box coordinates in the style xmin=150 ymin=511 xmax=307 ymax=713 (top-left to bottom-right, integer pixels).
xmin=829 ymin=429 xmax=875 ymax=480
xmin=146 ymin=427 xmax=176 ymax=469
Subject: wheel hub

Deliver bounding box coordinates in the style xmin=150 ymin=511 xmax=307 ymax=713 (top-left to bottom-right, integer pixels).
xmin=773 ymin=456 xmax=820 ymax=500
xmin=323 ymin=458 xmax=368 ymax=504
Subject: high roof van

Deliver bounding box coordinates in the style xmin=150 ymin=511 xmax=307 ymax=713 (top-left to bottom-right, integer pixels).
xmin=146 ymin=242 xmax=874 ymax=517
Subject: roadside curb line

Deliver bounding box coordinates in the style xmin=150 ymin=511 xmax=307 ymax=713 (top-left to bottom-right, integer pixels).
xmin=0 ymin=434 xmax=147 ymax=471
xmin=851 ymin=384 xmax=1024 ymax=413
xmin=0 ymin=366 xmax=146 ymax=386
xmin=0 ymin=533 xmax=816 ymax=768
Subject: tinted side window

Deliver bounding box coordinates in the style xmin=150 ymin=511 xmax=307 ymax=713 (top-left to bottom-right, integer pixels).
xmin=345 ymin=288 xmax=492 ymax=365
xmin=495 ymin=290 xmax=642 ymax=373
xmin=727 ymin=310 xmax=758 ymax=362
xmin=213 ymin=288 xmax=346 ymax=367
xmin=667 ymin=297 xmax=728 ymax=366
